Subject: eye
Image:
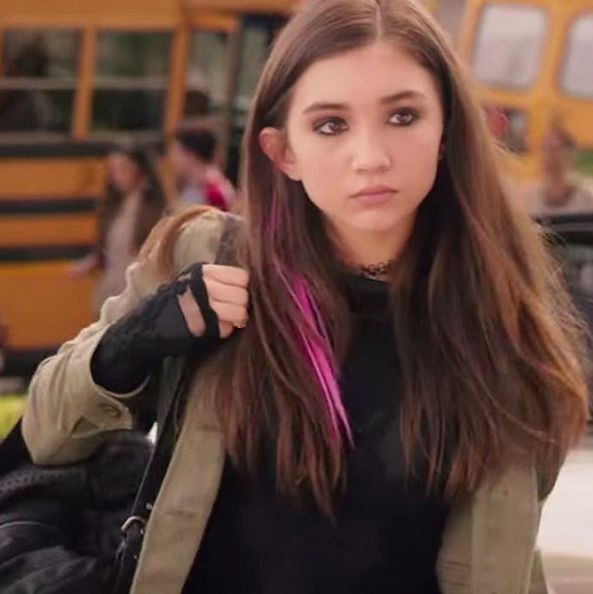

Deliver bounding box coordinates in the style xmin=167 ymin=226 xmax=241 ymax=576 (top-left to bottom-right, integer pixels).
xmin=314 ymin=117 xmax=348 ymax=136
xmin=389 ymin=109 xmax=418 ymax=126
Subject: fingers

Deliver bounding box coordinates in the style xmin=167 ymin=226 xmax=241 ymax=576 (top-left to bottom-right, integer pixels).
xmin=178 ymin=289 xmax=206 ymax=337
xmin=209 ymin=301 xmax=249 ymax=328
xmin=178 ymin=264 xmax=250 ymax=340
xmin=179 ymin=289 xmax=236 ymax=339
xmin=204 ymin=277 xmax=249 ymax=307
xmin=202 ymin=265 xmax=250 ymax=325
xmin=203 ymin=264 xmax=249 ymax=288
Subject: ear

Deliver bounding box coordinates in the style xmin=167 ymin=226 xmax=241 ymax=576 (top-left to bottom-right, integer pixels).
xmin=259 ymin=127 xmax=301 ymax=181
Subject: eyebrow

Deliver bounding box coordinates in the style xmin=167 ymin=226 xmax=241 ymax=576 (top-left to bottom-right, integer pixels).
xmin=302 ymin=90 xmax=427 ymax=114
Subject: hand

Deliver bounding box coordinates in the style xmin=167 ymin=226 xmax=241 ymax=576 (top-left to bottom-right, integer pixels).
xmin=91 ymin=262 xmax=250 ymax=393
xmin=178 ymin=264 xmax=250 ymax=339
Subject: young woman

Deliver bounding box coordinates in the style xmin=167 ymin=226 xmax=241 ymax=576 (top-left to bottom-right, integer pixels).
xmin=24 ymin=1 xmax=588 ymax=593
xmin=70 ymin=144 xmax=167 ymax=311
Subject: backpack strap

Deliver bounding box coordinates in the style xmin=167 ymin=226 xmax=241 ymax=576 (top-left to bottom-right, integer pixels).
xmin=112 ymin=362 xmax=190 ymax=594
xmin=113 ymin=212 xmax=241 ymax=594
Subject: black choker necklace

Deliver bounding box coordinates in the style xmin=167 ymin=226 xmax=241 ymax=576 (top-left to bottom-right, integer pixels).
xmin=355 ymin=259 xmax=396 ymax=279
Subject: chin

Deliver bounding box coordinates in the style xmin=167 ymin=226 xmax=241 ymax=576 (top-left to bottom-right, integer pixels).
xmin=348 ymin=210 xmax=413 ymax=234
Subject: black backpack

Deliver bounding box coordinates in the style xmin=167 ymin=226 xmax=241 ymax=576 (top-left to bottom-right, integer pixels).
xmin=0 ymin=353 xmax=188 ymax=594
xmin=0 ymin=421 xmax=153 ymax=594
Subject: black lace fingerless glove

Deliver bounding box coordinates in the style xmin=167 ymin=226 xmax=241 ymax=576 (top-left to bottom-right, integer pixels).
xmin=91 ymin=263 xmax=220 ymax=394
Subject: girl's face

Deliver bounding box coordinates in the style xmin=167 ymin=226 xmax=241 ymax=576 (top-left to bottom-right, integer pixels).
xmin=168 ymin=141 xmax=197 ymax=180
xmin=268 ymin=42 xmax=445 ymax=242
xmin=107 ymin=153 xmax=143 ymax=194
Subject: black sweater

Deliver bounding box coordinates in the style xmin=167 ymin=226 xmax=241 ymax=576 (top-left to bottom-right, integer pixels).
xmin=182 ymin=275 xmax=449 ymax=594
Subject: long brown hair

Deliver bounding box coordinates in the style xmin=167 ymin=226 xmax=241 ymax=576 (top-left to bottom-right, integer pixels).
xmin=154 ymin=0 xmax=589 ymax=514
xmin=97 ymin=144 xmax=167 ymax=264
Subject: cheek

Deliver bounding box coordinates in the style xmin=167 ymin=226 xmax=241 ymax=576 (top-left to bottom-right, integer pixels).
xmin=300 ymin=173 xmax=335 ymax=214
xmin=110 ymin=169 xmax=125 ymax=188
xmin=296 ymin=146 xmax=344 ymax=210
xmin=172 ymin=155 xmax=186 ymax=173
xmin=176 ymin=153 xmax=191 ymax=172
xmin=295 ymin=134 xmax=343 ymax=171
xmin=122 ymin=170 xmax=136 ymax=187
xmin=169 ymin=151 xmax=180 ymax=168
xmin=396 ymin=131 xmax=440 ymax=187
xmin=290 ymin=133 xmax=347 ymax=196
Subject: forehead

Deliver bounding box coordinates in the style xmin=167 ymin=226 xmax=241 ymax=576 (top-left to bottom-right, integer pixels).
xmin=290 ymin=41 xmax=440 ymax=109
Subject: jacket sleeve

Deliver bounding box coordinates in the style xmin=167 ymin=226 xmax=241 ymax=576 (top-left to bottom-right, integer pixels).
xmin=22 ymin=208 xmax=227 ymax=465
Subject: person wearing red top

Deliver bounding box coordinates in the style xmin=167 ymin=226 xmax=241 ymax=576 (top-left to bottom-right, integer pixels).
xmin=168 ymin=126 xmax=237 ymax=211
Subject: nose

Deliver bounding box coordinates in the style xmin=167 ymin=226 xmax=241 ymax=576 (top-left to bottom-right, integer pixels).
xmin=351 ymin=128 xmax=392 ymax=173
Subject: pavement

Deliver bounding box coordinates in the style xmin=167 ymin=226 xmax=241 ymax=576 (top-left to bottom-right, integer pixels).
xmin=538 ymin=434 xmax=593 ymax=593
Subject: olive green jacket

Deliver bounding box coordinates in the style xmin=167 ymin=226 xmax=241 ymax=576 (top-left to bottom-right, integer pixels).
xmin=23 ymin=209 xmax=551 ymax=594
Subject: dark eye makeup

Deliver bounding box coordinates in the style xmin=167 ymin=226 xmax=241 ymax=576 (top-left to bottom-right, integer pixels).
xmin=312 ymin=107 xmax=421 ymax=136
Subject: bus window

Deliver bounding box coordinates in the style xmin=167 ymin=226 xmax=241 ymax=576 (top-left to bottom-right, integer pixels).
xmin=0 ymin=29 xmax=79 ymax=134
xmin=92 ymin=31 xmax=171 ymax=133
xmin=472 ymin=4 xmax=548 ymax=89
xmin=561 ymin=13 xmax=593 ymax=99
xmin=185 ymin=30 xmax=231 ymax=117
xmin=234 ymin=23 xmax=269 ymax=128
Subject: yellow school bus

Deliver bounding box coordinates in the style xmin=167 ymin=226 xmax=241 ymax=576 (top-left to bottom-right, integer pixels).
xmin=458 ymin=0 xmax=593 ymax=180
xmin=0 ymin=0 xmax=295 ymax=372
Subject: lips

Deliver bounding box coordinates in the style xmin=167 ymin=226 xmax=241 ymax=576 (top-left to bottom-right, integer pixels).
xmin=351 ymin=185 xmax=397 ymax=198
xmin=351 ymin=185 xmax=398 ymax=205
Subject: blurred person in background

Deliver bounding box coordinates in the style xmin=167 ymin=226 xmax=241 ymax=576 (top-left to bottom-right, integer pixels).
xmin=526 ymin=123 xmax=593 ymax=215
xmin=168 ymin=126 xmax=237 ymax=211
xmin=70 ymin=144 xmax=167 ymax=311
